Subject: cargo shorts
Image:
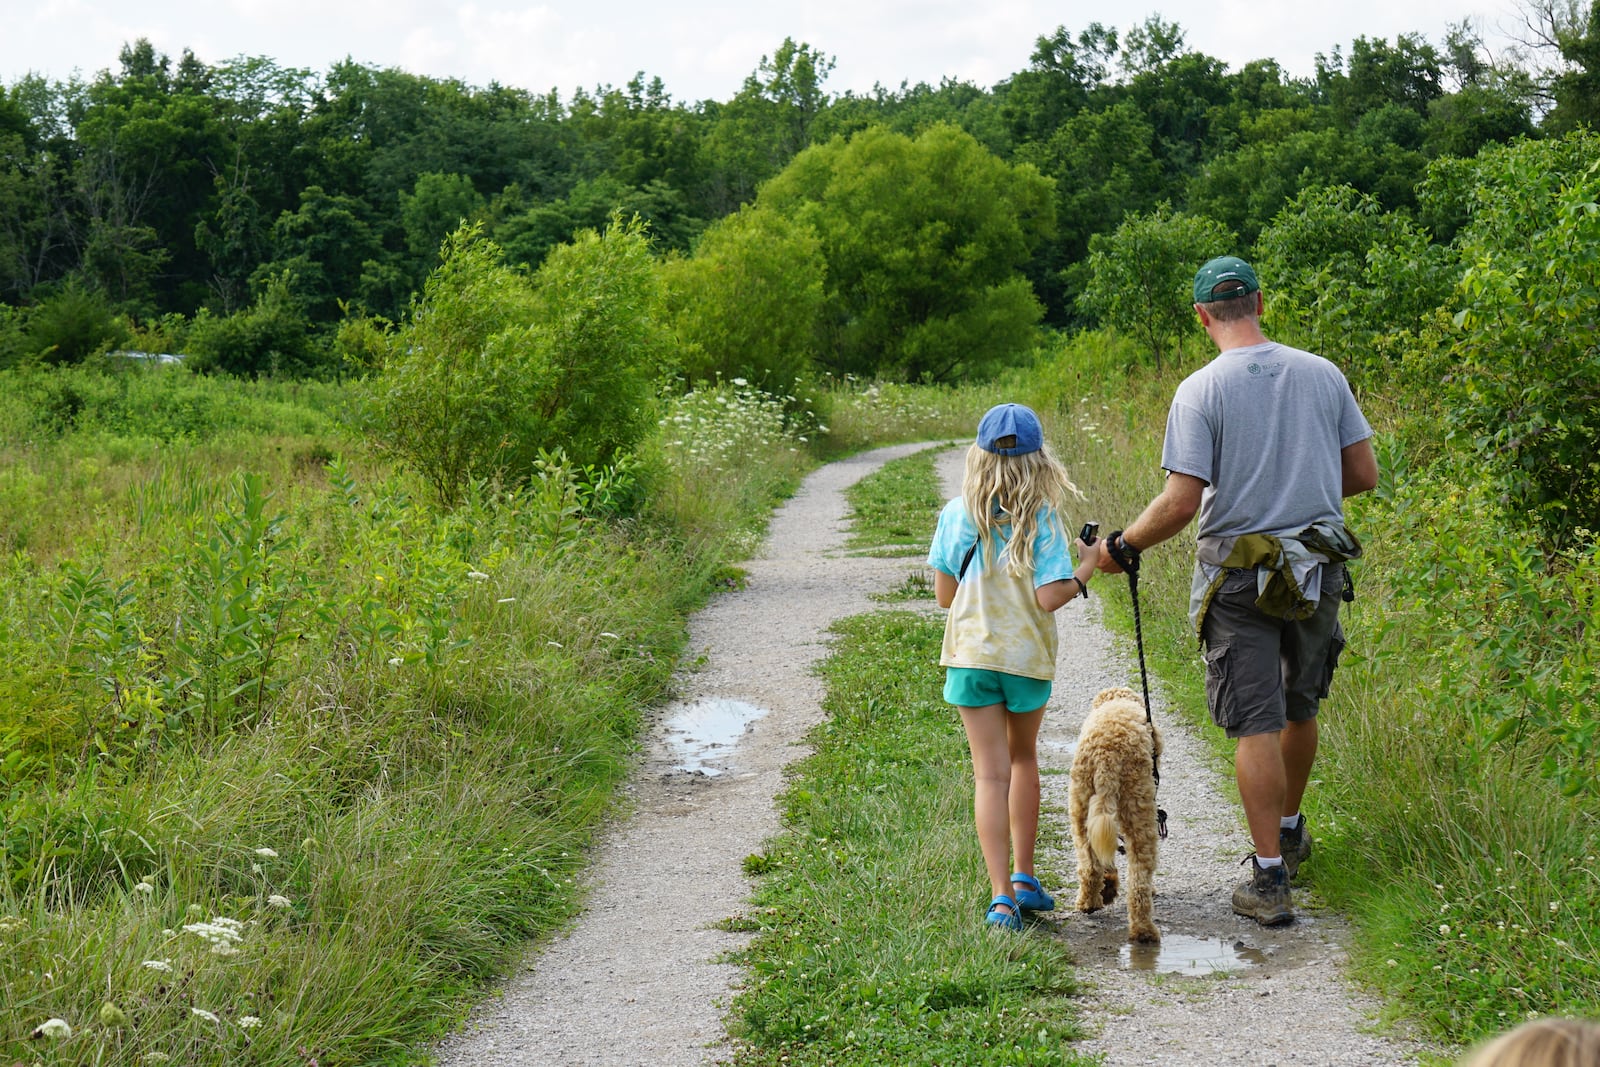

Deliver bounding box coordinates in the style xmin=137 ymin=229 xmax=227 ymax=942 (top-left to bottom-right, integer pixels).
xmin=1200 ymin=564 xmax=1347 ymax=738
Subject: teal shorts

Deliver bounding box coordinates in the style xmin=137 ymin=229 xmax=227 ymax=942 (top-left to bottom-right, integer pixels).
xmin=943 ymin=668 xmax=1052 ymax=713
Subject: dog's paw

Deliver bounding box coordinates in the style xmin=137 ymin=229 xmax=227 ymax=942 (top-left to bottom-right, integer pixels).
xmin=1074 ymin=889 xmax=1104 ymax=914
xmin=1129 ymin=925 xmax=1161 ymax=944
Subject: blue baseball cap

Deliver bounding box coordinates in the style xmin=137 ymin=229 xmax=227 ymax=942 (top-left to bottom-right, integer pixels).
xmin=976 ymin=403 xmax=1043 ymax=456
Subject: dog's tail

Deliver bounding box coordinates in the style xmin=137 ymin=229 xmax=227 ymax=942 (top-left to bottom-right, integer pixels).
xmin=1086 ymin=792 xmax=1120 ymax=866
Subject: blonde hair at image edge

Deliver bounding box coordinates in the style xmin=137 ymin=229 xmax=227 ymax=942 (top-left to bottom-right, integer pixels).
xmin=1460 ymin=1017 xmax=1600 ymax=1067
xmin=961 ymin=440 xmax=1081 ymax=579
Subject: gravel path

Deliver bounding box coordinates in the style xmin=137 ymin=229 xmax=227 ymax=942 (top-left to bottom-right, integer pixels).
xmin=432 ymin=443 xmax=1438 ymax=1067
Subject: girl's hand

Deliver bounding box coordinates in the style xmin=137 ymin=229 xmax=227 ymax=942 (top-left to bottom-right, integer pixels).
xmin=1075 ymin=537 xmax=1104 ymax=568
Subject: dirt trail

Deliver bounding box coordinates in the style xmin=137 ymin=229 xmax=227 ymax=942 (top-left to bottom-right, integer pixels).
xmin=432 ymin=443 xmax=1435 ymax=1066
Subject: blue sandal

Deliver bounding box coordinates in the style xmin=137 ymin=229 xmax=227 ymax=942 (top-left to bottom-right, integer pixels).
xmin=1011 ymin=872 xmax=1055 ymax=912
xmin=985 ymin=893 xmax=1022 ymax=931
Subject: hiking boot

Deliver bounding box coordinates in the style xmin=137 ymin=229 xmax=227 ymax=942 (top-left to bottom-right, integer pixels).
xmin=1280 ymin=815 xmax=1313 ymax=881
xmin=1232 ymin=856 xmax=1294 ymax=926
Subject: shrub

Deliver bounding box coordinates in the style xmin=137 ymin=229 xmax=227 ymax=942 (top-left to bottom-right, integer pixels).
xmin=661 ymin=205 xmax=825 ymax=399
xmin=1077 ymin=204 xmax=1234 ymax=371
xmin=365 ymin=218 xmax=666 ymax=507
xmin=186 ymin=273 xmax=325 ymax=378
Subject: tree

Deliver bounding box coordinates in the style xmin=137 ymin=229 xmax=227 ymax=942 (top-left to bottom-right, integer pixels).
xmin=698 ymin=39 xmax=835 ymax=214
xmin=1547 ymin=0 xmax=1600 ymax=130
xmin=998 ymin=24 xmax=1118 ymax=144
xmin=1252 ymin=184 xmax=1450 ymax=367
xmin=1015 ymin=101 xmax=1161 ymax=322
xmin=757 ymin=123 xmax=1054 ymax=382
xmin=365 ymin=219 xmax=664 ymax=506
xmin=660 ymin=205 xmax=825 ymax=395
xmin=1077 ymin=203 xmax=1234 ymax=370
xmin=1431 ymin=132 xmax=1600 ymax=537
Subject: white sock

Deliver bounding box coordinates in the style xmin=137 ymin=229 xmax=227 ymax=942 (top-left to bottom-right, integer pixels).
xmin=1280 ymin=814 xmax=1302 ymax=830
xmin=1257 ymin=855 xmax=1284 ymax=868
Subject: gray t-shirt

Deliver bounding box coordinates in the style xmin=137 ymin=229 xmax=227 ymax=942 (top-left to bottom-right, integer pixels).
xmin=1161 ymin=340 xmax=1373 ymax=539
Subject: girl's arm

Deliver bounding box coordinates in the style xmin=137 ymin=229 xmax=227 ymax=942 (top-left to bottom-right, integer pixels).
xmin=1035 ymin=538 xmax=1103 ymax=611
xmin=934 ymin=569 xmax=958 ymax=608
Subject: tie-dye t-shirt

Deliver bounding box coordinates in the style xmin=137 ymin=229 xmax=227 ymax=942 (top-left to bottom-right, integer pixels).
xmin=927 ymin=497 xmax=1075 ymax=681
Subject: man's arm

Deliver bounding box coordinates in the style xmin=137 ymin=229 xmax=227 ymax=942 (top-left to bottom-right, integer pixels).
xmin=1342 ymin=437 xmax=1378 ymax=497
xmin=1098 ymin=472 xmax=1205 ymax=573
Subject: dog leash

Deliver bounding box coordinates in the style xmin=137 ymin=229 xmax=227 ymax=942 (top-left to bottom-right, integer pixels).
xmin=1106 ymin=531 xmax=1168 ymax=840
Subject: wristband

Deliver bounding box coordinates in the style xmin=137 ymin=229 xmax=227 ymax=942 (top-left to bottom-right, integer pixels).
xmin=1070 ymin=575 xmax=1089 ymax=599
xmin=1106 ymin=530 xmax=1142 ymax=575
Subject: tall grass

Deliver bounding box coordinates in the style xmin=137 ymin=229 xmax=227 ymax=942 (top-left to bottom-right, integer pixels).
xmin=0 ymin=368 xmax=814 ymax=1064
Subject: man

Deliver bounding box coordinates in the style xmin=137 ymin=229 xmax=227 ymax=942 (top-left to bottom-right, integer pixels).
xmin=1098 ymin=256 xmax=1378 ymax=925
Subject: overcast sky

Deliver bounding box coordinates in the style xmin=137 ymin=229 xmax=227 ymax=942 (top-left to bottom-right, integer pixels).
xmin=4 ymin=0 xmax=1531 ymax=104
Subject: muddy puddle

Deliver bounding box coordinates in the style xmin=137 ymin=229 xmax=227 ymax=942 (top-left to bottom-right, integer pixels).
xmin=1120 ymin=934 xmax=1269 ymax=974
xmin=658 ymin=697 xmax=769 ymax=777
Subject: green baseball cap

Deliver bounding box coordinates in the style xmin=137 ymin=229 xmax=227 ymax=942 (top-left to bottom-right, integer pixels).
xmin=1193 ymin=256 xmax=1260 ymax=303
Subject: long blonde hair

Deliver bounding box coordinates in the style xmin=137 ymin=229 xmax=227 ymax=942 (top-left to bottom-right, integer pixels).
xmin=961 ymin=440 xmax=1081 ymax=579
xmin=1459 ymin=1018 xmax=1600 ymax=1067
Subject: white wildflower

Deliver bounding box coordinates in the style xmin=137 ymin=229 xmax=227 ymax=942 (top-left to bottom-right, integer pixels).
xmin=1549 ymin=901 xmax=1561 ymax=912
xmin=142 ymin=960 xmax=173 ymax=972
xmin=238 ymin=1015 xmax=262 ymax=1029
xmin=191 ymin=1008 xmax=220 ymax=1023
xmin=254 ymin=847 xmax=278 ymax=859
xmin=388 ymin=656 xmax=403 ymax=666
xmin=467 ymin=571 xmax=489 ymax=581
xmin=32 ymin=1017 xmax=72 ymax=1039
xmin=1439 ymin=924 xmax=1451 ymax=936
xmin=133 ymin=881 xmax=155 ymax=896
xmin=267 ymin=895 xmax=291 ymax=909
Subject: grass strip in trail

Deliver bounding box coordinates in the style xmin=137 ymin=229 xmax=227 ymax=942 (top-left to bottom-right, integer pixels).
xmin=843 ymin=445 xmax=951 ymax=557
xmin=727 ymin=448 xmax=1094 ymax=1067
xmin=727 ymin=612 xmax=1092 ymax=1067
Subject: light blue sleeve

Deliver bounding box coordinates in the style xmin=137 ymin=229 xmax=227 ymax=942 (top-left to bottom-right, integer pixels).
xmin=1030 ymin=508 xmax=1075 ymax=587
xmin=927 ymin=498 xmax=976 ymax=576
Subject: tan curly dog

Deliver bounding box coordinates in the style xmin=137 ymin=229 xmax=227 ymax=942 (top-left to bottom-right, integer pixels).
xmin=1068 ymin=686 xmax=1163 ymax=943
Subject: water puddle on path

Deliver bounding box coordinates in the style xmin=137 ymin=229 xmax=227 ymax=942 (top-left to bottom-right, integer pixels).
xmin=1120 ymin=935 xmax=1268 ymax=974
xmin=660 ymin=698 xmax=769 ymax=776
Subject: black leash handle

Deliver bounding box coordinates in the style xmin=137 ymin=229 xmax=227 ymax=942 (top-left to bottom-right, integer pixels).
xmin=1108 ymin=530 xmax=1168 ymax=840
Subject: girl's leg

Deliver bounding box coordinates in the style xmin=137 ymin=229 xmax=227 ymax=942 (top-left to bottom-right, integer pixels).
xmin=959 ymin=703 xmax=1015 ymax=913
xmin=1006 ymin=707 xmax=1046 ymax=885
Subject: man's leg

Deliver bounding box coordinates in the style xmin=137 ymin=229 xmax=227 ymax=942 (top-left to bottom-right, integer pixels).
xmin=1235 ymin=730 xmax=1286 ymax=860
xmin=1281 ymin=717 xmax=1318 ymax=816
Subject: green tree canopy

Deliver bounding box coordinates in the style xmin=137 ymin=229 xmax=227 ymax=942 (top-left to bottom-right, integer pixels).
xmin=758 ymin=123 xmax=1054 ymax=382
xmin=660 ymin=205 xmax=825 ymax=396
xmin=1078 ymin=203 xmax=1234 ymax=370
xmin=365 ymin=219 xmax=663 ymax=506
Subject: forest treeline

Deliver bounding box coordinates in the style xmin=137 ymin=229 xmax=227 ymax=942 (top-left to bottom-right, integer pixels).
xmin=3 ymin=7 xmax=1597 ymax=355
xmin=3 ymin=7 xmax=1600 ymax=538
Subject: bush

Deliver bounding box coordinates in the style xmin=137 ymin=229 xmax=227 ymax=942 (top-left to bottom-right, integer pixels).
xmin=1433 ymin=132 xmax=1600 ymax=539
xmin=20 ymin=279 xmax=128 ymax=366
xmin=365 ymin=218 xmax=666 ymax=507
xmin=661 ymin=205 xmax=825 ymax=399
xmin=1078 ymin=203 xmax=1234 ymax=371
xmin=186 ymin=273 xmax=325 ymax=378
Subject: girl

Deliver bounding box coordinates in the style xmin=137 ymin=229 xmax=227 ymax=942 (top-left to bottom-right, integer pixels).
xmin=927 ymin=403 xmax=1102 ymax=930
